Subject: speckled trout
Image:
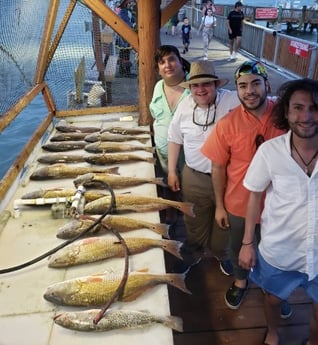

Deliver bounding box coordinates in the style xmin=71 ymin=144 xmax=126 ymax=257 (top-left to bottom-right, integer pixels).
xmin=43 ymin=271 xmax=191 ymax=306
xmin=50 ymin=132 xmax=91 ymax=141
xmin=84 ymin=194 xmax=195 ymax=217
xmin=84 ymin=132 xmax=149 ymax=144
xmin=54 ymin=309 xmax=183 ymax=332
xmin=30 ymin=164 xmax=119 ymax=180
xmin=73 ymin=172 xmax=166 ymax=189
xmin=56 ymin=215 xmax=169 ymax=239
xmin=21 ymin=188 xmax=108 ymax=203
xmin=38 ymin=154 xmax=86 ymax=164
xmin=42 ymin=141 xmax=87 ymax=152
xmin=84 ymin=153 xmax=155 ymax=165
xmin=102 ymin=127 xmax=151 ymax=135
xmin=48 ymin=236 xmax=182 ymax=267
xmin=84 ymin=142 xmax=154 ymax=154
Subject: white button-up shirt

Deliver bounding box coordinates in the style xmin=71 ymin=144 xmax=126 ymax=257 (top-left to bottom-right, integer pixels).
xmin=244 ymin=131 xmax=318 ymax=280
xmin=167 ymin=89 xmax=239 ymax=173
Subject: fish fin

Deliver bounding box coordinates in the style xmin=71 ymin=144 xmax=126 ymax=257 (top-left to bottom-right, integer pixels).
xmin=108 ymin=166 xmax=120 ymax=175
xmin=145 ymin=157 xmax=156 ymax=164
xmin=166 ymin=273 xmax=192 ymax=294
xmin=177 ymin=202 xmax=195 ymax=217
xmin=164 ymin=315 xmax=183 ymax=332
xmin=152 ymin=223 xmax=169 ymax=238
xmin=152 ymin=177 xmax=167 ymax=187
xmin=161 ymin=240 xmax=183 ymax=260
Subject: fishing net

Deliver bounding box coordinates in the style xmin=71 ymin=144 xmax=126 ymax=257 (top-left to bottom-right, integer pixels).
xmin=0 ymin=0 xmax=139 ymax=115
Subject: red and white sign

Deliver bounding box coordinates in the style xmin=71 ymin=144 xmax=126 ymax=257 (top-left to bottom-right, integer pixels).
xmin=255 ymin=8 xmax=278 ymax=20
xmin=289 ymin=40 xmax=310 ymax=58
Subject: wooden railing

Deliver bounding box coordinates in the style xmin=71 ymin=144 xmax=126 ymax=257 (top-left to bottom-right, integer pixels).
xmin=185 ymin=4 xmax=318 ymax=79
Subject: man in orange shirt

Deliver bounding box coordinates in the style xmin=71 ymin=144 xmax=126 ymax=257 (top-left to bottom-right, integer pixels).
xmin=201 ymin=61 xmax=290 ymax=316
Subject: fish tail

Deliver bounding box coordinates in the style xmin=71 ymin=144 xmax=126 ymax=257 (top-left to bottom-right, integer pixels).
xmin=152 ymin=223 xmax=169 ymax=238
xmin=163 ymin=315 xmax=183 ymax=332
xmin=145 ymin=157 xmax=156 ymax=164
xmin=177 ymin=202 xmax=195 ymax=217
xmin=108 ymin=167 xmax=120 ymax=175
xmin=161 ymin=240 xmax=183 ymax=259
xmin=166 ymin=273 xmax=192 ymax=294
xmin=137 ymin=138 xmax=149 ymax=144
xmin=153 ymin=177 xmax=167 ymax=187
xmin=144 ymin=147 xmax=155 ymax=153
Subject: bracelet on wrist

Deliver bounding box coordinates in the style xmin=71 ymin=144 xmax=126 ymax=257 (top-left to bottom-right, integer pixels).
xmin=241 ymin=241 xmax=253 ymax=246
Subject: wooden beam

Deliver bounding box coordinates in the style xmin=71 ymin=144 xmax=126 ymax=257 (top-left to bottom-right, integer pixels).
xmin=34 ymin=0 xmax=60 ymax=84
xmin=55 ymin=104 xmax=138 ymax=117
xmin=83 ymin=0 xmax=138 ymax=51
xmin=161 ymin=0 xmax=188 ymax=28
xmin=0 ymin=83 xmax=46 ymax=133
xmin=137 ymin=0 xmax=161 ymax=125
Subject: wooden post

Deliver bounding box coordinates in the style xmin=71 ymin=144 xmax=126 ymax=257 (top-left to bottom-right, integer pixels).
xmin=137 ymin=0 xmax=161 ymax=126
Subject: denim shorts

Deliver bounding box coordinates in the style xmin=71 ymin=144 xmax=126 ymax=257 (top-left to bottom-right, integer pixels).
xmin=250 ymin=250 xmax=318 ymax=302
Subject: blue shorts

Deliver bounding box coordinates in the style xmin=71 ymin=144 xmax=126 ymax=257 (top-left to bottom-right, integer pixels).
xmin=250 ymin=250 xmax=318 ymax=302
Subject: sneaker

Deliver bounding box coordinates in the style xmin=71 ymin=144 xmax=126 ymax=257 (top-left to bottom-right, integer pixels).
xmin=219 ymin=260 xmax=234 ymax=276
xmin=225 ymin=281 xmax=248 ymax=310
xmin=227 ymin=54 xmax=234 ymax=61
xmin=185 ymin=47 xmax=189 ymax=52
xmin=280 ymin=300 xmax=293 ymax=319
xmin=203 ymin=56 xmax=208 ymax=61
xmin=182 ymin=49 xmax=186 ymax=54
xmin=233 ymin=52 xmax=238 ymax=58
xmin=172 ymin=257 xmax=201 ymax=274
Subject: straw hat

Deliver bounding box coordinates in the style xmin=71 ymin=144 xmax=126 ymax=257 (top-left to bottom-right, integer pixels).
xmin=179 ymin=61 xmax=229 ymax=89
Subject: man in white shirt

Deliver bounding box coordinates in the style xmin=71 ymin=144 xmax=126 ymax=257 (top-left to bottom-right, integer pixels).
xmin=239 ymin=78 xmax=318 ymax=345
xmin=167 ymin=60 xmax=239 ymax=274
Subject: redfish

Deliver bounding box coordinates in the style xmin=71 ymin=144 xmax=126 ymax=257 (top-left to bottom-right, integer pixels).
xmin=84 ymin=142 xmax=154 ymax=154
xmin=42 ymin=141 xmax=87 ymax=152
xmin=73 ymin=172 xmax=166 ymax=189
xmin=84 ymin=153 xmax=155 ymax=165
xmin=43 ymin=271 xmax=191 ymax=306
xmin=56 ymin=215 xmax=169 ymax=239
xmin=30 ymin=164 xmax=119 ymax=180
xmin=48 ymin=236 xmax=182 ymax=267
xmin=84 ymin=132 xmax=149 ymax=144
xmin=54 ymin=309 xmax=183 ymax=332
xmin=84 ymin=194 xmax=195 ymax=217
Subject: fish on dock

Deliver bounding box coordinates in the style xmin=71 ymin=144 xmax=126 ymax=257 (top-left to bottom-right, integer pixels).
xmin=43 ymin=271 xmax=191 ymax=306
xmin=38 ymin=154 xmax=86 ymax=164
xmin=55 ymin=123 xmax=102 ymax=133
xmin=50 ymin=132 xmax=91 ymax=141
xmin=48 ymin=236 xmax=182 ymax=267
xmin=42 ymin=141 xmax=87 ymax=152
xmin=102 ymin=127 xmax=151 ymax=135
xmin=84 ymin=153 xmax=155 ymax=165
xmin=84 ymin=142 xmax=154 ymax=154
xmin=53 ymin=309 xmax=183 ymax=332
xmin=84 ymin=132 xmax=149 ymax=144
xmin=84 ymin=194 xmax=195 ymax=217
xmin=30 ymin=164 xmax=119 ymax=180
xmin=73 ymin=172 xmax=166 ymax=189
xmin=56 ymin=215 xmax=170 ymax=239
xmin=21 ymin=188 xmax=108 ymax=203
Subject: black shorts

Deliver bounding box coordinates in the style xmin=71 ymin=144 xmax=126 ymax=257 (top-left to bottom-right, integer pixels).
xmin=228 ymin=31 xmax=242 ymax=40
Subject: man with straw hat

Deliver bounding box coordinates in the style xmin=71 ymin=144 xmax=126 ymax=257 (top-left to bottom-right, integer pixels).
xmin=167 ymin=60 xmax=239 ymax=274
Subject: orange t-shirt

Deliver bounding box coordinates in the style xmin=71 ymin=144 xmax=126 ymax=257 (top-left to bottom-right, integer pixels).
xmin=201 ymin=101 xmax=285 ymax=218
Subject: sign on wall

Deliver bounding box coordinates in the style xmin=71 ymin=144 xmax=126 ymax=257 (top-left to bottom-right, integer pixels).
xmin=289 ymin=40 xmax=310 ymax=58
xmin=255 ymin=8 xmax=278 ymax=20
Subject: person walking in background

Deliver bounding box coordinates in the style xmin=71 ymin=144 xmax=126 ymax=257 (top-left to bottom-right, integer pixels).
xmin=167 ymin=60 xmax=240 ymax=274
xmin=239 ymin=78 xmax=318 ymax=345
xmin=227 ymin=1 xmax=244 ymax=61
xmin=181 ymin=17 xmax=192 ymax=54
xmin=201 ymin=61 xmax=292 ymax=318
xmin=202 ymin=0 xmax=216 ymax=16
xmin=149 ymin=45 xmax=190 ymax=237
xmin=116 ymin=0 xmax=136 ymax=77
xmin=198 ymin=8 xmax=217 ymax=60
xmin=170 ymin=12 xmax=179 ymax=36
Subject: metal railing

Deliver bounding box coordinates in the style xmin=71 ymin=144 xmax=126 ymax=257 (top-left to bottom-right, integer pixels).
xmin=184 ymin=4 xmax=318 ymax=79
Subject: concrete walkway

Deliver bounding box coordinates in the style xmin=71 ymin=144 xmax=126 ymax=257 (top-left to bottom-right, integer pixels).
xmin=160 ymin=27 xmax=292 ymax=94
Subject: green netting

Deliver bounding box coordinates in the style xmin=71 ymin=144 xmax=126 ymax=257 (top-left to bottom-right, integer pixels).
xmin=46 ymin=1 xmax=138 ymax=110
xmin=0 ymin=0 xmax=49 ymax=114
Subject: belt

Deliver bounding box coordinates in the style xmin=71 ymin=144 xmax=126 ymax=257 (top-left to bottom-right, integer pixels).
xmin=190 ymin=167 xmax=211 ymax=176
